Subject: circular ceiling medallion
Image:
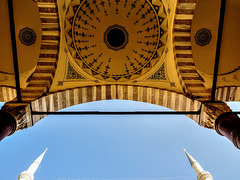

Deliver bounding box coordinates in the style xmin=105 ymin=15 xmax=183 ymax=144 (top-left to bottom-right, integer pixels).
xmin=104 ymin=24 xmax=129 ymax=51
xmin=65 ymin=0 xmax=167 ymax=81
xmin=194 ymin=28 xmax=212 ymax=46
xmin=18 ymin=27 xmax=36 ymax=46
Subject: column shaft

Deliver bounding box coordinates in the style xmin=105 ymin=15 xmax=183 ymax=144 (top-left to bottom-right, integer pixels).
xmin=215 ymin=112 xmax=240 ymax=149
xmin=0 ymin=111 xmax=16 ymax=141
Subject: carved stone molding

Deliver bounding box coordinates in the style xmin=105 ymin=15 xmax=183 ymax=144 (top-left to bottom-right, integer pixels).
xmin=199 ymin=102 xmax=232 ymax=129
xmin=1 ymin=103 xmax=32 ymax=131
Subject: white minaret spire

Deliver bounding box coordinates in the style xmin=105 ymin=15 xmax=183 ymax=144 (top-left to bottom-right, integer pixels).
xmin=184 ymin=149 xmax=213 ymax=180
xmin=18 ymin=148 xmax=48 ymax=180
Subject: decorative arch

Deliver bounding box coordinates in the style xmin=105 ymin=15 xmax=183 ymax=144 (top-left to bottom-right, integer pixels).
xmin=31 ymin=85 xmax=201 ymax=128
xmin=17 ymin=0 xmax=60 ymax=102
xmin=173 ymin=0 xmax=211 ymax=101
xmin=0 ymin=0 xmax=60 ymax=103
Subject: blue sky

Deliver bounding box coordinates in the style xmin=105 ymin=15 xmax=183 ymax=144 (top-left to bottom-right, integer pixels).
xmin=0 ymin=100 xmax=239 ymax=180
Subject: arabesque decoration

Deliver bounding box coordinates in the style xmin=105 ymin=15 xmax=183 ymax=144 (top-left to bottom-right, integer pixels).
xmin=65 ymin=0 xmax=168 ymax=81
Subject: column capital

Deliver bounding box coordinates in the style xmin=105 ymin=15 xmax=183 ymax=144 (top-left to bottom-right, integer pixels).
xmin=200 ymin=102 xmax=231 ymax=129
xmin=1 ymin=102 xmax=32 ymax=131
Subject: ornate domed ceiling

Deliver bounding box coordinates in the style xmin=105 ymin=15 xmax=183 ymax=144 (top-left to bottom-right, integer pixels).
xmin=65 ymin=0 xmax=167 ymax=81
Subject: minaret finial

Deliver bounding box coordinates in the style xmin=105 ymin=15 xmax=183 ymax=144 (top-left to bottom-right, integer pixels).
xmin=18 ymin=148 xmax=48 ymax=180
xmin=183 ymin=149 xmax=213 ymax=180
xmin=184 ymin=149 xmax=196 ymax=165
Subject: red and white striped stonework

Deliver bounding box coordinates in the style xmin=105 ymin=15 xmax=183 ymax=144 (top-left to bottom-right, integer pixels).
xmin=173 ymin=0 xmax=211 ymax=101
xmin=31 ymin=85 xmax=201 ymax=128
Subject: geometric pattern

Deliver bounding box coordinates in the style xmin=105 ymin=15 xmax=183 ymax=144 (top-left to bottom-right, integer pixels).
xmin=148 ymin=63 xmax=166 ymax=80
xmin=194 ymin=28 xmax=212 ymax=46
xmin=65 ymin=0 xmax=168 ymax=81
xmin=18 ymin=27 xmax=37 ymax=46
xmin=103 ymin=24 xmax=129 ymax=51
xmin=66 ymin=62 xmax=85 ymax=79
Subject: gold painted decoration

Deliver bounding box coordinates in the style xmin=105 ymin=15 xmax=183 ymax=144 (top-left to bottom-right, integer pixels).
xmin=66 ymin=62 xmax=86 ymax=79
xmin=65 ymin=0 xmax=167 ymax=81
xmin=148 ymin=62 xmax=166 ymax=80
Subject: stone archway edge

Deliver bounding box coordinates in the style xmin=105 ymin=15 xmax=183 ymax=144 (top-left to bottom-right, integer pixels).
xmin=31 ymin=85 xmax=201 ymax=128
xmin=2 ymin=85 xmax=238 ymax=131
xmin=173 ymin=0 xmax=211 ymax=101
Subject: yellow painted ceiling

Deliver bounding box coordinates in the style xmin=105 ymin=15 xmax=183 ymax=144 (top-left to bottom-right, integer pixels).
xmin=50 ymin=0 xmax=182 ymax=93
xmin=0 ymin=0 xmax=42 ymax=88
xmin=191 ymin=0 xmax=240 ymax=88
xmin=65 ymin=0 xmax=168 ymax=81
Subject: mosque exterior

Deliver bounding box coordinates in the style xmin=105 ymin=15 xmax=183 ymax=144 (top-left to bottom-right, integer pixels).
xmin=18 ymin=149 xmax=212 ymax=180
xmin=0 ymin=0 xmax=240 ymax=148
xmin=184 ymin=149 xmax=213 ymax=180
xmin=18 ymin=149 xmax=47 ymax=180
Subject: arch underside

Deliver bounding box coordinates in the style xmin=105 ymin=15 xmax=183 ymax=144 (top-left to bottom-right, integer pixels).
xmin=31 ymin=85 xmax=201 ymax=127
xmin=0 ymin=87 xmax=16 ymax=102
xmin=0 ymin=0 xmax=60 ymax=103
xmin=216 ymin=87 xmax=240 ymax=102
